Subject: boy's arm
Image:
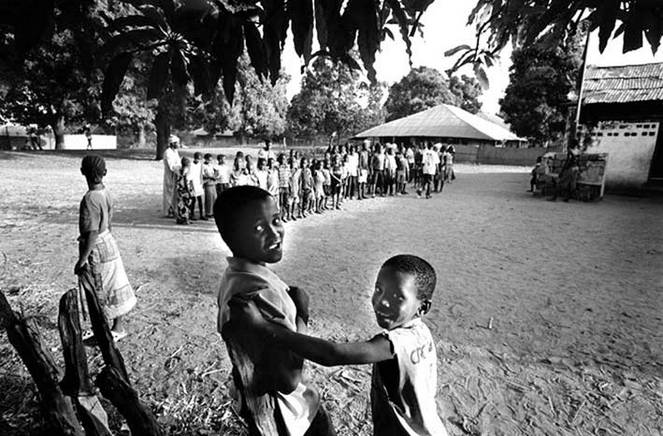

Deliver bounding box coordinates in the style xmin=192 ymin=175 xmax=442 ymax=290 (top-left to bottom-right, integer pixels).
xmin=230 ymin=300 xmax=393 ymax=366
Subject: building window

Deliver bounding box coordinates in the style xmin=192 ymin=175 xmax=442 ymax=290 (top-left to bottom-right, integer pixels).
xmin=636 ymin=124 xmax=642 ymax=128
xmin=597 ymin=132 xmax=603 ymax=137
xmin=650 ymin=132 xmax=656 ymax=136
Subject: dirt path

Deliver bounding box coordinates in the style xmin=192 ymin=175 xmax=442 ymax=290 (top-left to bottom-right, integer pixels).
xmin=0 ymin=151 xmax=661 ymax=435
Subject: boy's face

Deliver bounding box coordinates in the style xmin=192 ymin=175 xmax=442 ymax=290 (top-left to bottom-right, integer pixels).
xmin=230 ymin=197 xmax=284 ymax=265
xmin=372 ymin=267 xmax=422 ymax=330
xmin=219 ymin=156 xmax=225 ymax=164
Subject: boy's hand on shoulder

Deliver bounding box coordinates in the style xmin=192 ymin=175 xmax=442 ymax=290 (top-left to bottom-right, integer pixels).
xmin=228 ymin=298 xmax=268 ymax=331
xmin=288 ymin=287 xmax=309 ymax=323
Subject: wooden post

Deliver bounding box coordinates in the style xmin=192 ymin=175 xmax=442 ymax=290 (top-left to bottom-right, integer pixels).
xmin=97 ymin=367 xmax=164 ymax=436
xmin=0 ymin=291 xmax=84 ymax=436
xmin=78 ymin=268 xmax=130 ymax=383
xmin=58 ymin=289 xmax=112 ymax=436
xmin=58 ymin=289 xmax=94 ymax=396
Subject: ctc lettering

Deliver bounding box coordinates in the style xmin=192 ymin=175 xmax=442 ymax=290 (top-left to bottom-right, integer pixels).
xmin=409 ymin=341 xmax=433 ymax=364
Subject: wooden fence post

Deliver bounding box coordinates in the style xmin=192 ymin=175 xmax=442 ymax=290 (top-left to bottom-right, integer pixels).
xmin=78 ymin=268 xmax=129 ymax=383
xmin=58 ymin=289 xmax=112 ymax=436
xmin=97 ymin=367 xmax=164 ymax=436
xmin=0 ymin=291 xmax=84 ymax=436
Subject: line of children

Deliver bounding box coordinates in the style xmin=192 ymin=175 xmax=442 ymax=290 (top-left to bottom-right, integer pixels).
xmin=214 ymin=185 xmax=449 ymax=435
xmin=175 ymin=140 xmax=457 ymax=225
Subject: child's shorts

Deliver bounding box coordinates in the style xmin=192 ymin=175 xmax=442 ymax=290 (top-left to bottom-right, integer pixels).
xmin=358 ymin=169 xmax=368 ymax=183
xmin=397 ymin=172 xmax=406 ymax=184
xmin=323 ymin=185 xmax=330 ymax=196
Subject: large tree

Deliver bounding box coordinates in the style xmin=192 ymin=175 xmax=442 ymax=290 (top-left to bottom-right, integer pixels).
xmin=286 ymin=56 xmax=385 ymax=139
xmin=384 ymin=67 xmax=482 ymax=121
xmin=446 ymin=1 xmax=663 ymax=86
xmin=0 ymin=1 xmax=111 ymax=148
xmin=499 ymin=30 xmax=584 ymax=146
xmin=187 ymin=53 xmax=289 ymax=140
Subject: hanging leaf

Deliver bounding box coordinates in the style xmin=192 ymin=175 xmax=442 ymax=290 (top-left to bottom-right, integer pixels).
xmin=385 ymin=0 xmax=413 ymax=63
xmin=444 ymin=44 xmax=471 ymax=57
xmin=596 ymin=0 xmax=620 ymax=53
xmin=644 ymin=11 xmax=662 ymax=54
xmin=170 ymin=47 xmax=190 ymax=87
xmin=314 ymin=0 xmax=342 ymax=50
xmin=343 ymin=0 xmax=380 ymax=82
xmin=289 ymin=0 xmax=314 ymax=64
xmin=401 ymin=0 xmax=435 ymax=17
xmin=243 ymin=21 xmax=268 ymax=79
xmin=101 ymin=52 xmax=133 ymax=113
xmin=211 ymin=12 xmax=244 ymax=102
xmin=262 ymin=0 xmax=289 ymax=84
xmin=189 ymin=55 xmax=212 ymax=97
xmin=473 ymin=61 xmax=489 ymax=89
xmin=147 ymin=50 xmax=171 ymax=99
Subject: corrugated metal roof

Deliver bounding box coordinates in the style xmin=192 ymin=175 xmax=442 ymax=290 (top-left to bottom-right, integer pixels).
xmin=583 ymin=63 xmax=663 ymax=104
xmin=354 ymin=104 xmax=523 ymax=141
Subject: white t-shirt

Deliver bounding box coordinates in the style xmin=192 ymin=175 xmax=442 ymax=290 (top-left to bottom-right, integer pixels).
xmin=256 ymin=169 xmax=269 ymax=190
xmin=216 ymin=163 xmax=231 ymax=184
xmin=422 ymin=149 xmax=440 ymax=175
xmin=188 ymin=161 xmax=204 ymax=196
xmin=371 ymin=318 xmax=449 ymax=436
xmin=347 ymin=152 xmax=359 ymax=176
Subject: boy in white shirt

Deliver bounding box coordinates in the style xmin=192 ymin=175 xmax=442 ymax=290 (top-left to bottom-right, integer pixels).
xmin=215 ymin=154 xmax=232 ymax=195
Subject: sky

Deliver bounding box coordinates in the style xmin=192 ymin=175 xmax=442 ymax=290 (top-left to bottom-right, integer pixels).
xmin=282 ymin=2 xmax=663 ymax=116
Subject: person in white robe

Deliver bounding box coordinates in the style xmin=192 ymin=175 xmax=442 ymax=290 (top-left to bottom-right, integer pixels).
xmin=163 ymin=135 xmax=182 ymax=216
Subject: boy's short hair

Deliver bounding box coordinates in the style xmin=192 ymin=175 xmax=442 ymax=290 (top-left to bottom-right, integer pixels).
xmin=214 ymin=186 xmax=272 ymax=244
xmin=382 ymin=254 xmax=436 ymax=301
xmin=194 ymin=152 xmax=202 ymax=159
xmin=217 ymin=154 xmax=225 ymax=160
xmin=81 ymin=155 xmax=106 ymax=183
xmin=204 ymin=153 xmax=213 ymax=160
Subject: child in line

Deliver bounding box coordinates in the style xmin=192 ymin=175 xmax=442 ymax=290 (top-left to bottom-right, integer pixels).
xmin=330 ymin=155 xmax=342 ymax=210
xmin=233 ymin=254 xmax=448 ymax=436
xmin=216 ymin=154 xmax=231 ymax=195
xmin=267 ymin=158 xmax=280 ymax=210
xmin=313 ymin=161 xmax=325 ymax=214
xmin=290 ymin=158 xmax=302 ymax=220
xmin=396 ymin=150 xmax=409 ymax=195
xmin=75 ymin=155 xmax=136 ymax=342
xmin=214 ymin=186 xmax=334 ymax=436
xmin=176 ymin=157 xmax=195 ymax=224
xmin=300 ymin=158 xmax=314 ymax=217
xmin=321 ymin=160 xmax=332 ymax=211
xmin=189 ymin=152 xmax=206 ymax=220
xmin=277 ymin=154 xmax=291 ymax=221
xmin=256 ymin=158 xmax=269 ymax=191
xmin=202 ymin=153 xmax=217 ymax=219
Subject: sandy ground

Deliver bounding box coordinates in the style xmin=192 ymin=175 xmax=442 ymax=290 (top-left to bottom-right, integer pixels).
xmin=0 ymin=150 xmax=661 ymax=435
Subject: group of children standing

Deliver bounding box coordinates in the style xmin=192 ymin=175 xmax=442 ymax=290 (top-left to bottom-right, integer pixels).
xmin=175 ymin=140 xmax=457 ymax=225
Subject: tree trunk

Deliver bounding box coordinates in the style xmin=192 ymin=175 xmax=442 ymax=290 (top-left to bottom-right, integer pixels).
xmin=136 ymin=123 xmax=147 ymax=148
xmin=51 ymin=115 xmax=66 ymax=151
xmin=155 ymin=105 xmax=170 ymax=161
xmin=0 ymin=291 xmax=84 ymax=436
